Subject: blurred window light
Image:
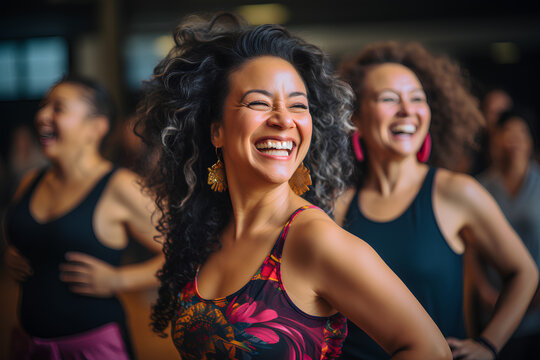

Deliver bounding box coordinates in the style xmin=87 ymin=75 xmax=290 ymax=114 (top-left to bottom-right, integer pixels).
xmin=25 ymin=38 xmax=68 ymax=98
xmin=0 ymin=37 xmax=67 ymax=101
xmin=124 ymin=34 xmax=170 ymax=90
xmin=0 ymin=42 xmax=18 ymax=100
xmin=235 ymin=3 xmax=290 ymax=25
xmin=490 ymin=42 xmax=520 ymax=64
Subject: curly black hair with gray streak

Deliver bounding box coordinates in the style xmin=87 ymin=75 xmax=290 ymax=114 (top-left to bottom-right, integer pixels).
xmin=136 ymin=12 xmax=354 ymax=336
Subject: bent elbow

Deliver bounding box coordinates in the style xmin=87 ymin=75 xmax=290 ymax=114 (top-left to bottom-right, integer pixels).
xmin=530 ymin=264 xmax=539 ymax=292
xmin=395 ymin=340 xmax=452 ymax=360
xmin=523 ymin=258 xmax=539 ymax=290
xmin=433 ymin=343 xmax=453 ymax=360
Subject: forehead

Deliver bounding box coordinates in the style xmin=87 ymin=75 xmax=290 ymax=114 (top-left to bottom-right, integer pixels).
xmin=48 ymin=82 xmax=86 ymax=101
xmin=365 ymin=63 xmax=422 ymax=91
xmin=227 ymin=56 xmax=306 ymax=94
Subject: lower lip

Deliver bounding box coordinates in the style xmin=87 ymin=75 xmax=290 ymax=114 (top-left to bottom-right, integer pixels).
xmin=39 ymin=136 xmax=56 ymax=146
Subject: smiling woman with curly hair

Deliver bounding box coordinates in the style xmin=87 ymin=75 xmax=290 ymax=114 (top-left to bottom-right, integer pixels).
xmin=335 ymin=41 xmax=538 ymax=360
xmin=137 ymin=13 xmax=451 ymax=359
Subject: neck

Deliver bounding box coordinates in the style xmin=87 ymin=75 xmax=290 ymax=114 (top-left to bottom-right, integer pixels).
xmin=364 ymin=155 xmax=426 ymax=196
xmin=226 ymin=180 xmax=302 ymax=242
xmin=50 ymin=149 xmax=109 ymax=183
xmin=496 ymin=156 xmax=529 ymax=190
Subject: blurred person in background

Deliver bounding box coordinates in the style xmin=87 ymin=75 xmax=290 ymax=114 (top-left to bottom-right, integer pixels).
xmin=2 ymin=75 xmax=164 ymax=360
xmin=473 ymin=109 xmax=540 ymax=359
xmin=465 ymin=87 xmax=513 ymax=176
xmin=336 ymin=41 xmax=538 ymax=360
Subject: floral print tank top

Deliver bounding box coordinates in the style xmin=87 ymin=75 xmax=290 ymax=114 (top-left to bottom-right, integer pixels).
xmin=172 ymin=205 xmax=347 ymax=359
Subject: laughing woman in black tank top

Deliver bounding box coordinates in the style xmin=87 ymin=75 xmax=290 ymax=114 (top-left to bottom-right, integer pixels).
xmin=2 ymin=76 xmax=164 ymax=359
xmin=335 ymin=42 xmax=538 ymax=360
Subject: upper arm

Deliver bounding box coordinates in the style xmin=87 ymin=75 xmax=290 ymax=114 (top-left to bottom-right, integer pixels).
xmin=3 ymin=169 xmax=40 ymax=246
xmin=110 ymin=169 xmax=162 ymax=253
xmin=302 ymin=221 xmax=447 ymax=356
xmin=451 ymin=174 xmax=536 ymax=277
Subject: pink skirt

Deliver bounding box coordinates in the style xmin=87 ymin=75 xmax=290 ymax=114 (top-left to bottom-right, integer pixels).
xmin=9 ymin=322 xmax=130 ymax=360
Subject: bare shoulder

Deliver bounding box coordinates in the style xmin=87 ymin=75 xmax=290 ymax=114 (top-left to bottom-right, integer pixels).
xmin=108 ymin=168 xmax=145 ymax=199
xmin=436 ymin=168 xmax=485 ymax=202
xmin=105 ymin=168 xmax=155 ymax=213
xmin=435 ymin=168 xmax=492 ymax=213
xmin=288 ymin=207 xmax=368 ymax=262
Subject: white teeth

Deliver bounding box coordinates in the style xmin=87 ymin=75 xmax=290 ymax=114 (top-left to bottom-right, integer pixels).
xmin=390 ymin=124 xmax=416 ymax=134
xmin=255 ymin=140 xmax=293 ymax=151
xmin=262 ymin=150 xmax=289 ymax=156
xmin=38 ymin=128 xmax=55 ymax=138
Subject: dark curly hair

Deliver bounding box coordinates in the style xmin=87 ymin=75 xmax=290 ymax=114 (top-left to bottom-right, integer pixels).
xmin=338 ymin=41 xmax=484 ymax=173
xmin=136 ymin=12 xmax=354 ymax=336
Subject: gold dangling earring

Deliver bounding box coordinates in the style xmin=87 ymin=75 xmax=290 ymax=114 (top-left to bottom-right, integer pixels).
xmin=208 ymin=147 xmax=227 ymax=192
xmin=289 ymin=162 xmax=312 ymax=196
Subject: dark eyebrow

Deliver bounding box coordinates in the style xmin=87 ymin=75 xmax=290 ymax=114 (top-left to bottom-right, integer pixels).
xmin=240 ymin=89 xmax=272 ymax=103
xmin=378 ymin=88 xmax=424 ymax=94
xmin=240 ymin=89 xmax=308 ymax=103
xmin=289 ymin=91 xmax=307 ymax=99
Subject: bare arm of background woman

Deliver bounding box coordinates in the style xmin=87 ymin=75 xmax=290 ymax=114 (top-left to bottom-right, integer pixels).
xmin=59 ymin=169 xmax=164 ymax=297
xmin=443 ymin=173 xmax=538 ymax=357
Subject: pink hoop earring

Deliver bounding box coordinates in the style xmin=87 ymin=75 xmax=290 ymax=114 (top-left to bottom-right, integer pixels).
xmin=417 ymin=133 xmax=432 ymax=163
xmin=352 ymin=131 xmax=364 ymax=162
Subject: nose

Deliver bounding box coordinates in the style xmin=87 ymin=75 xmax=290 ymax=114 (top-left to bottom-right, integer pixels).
xmin=267 ymin=104 xmax=295 ymax=129
xmin=396 ymin=98 xmax=414 ymax=117
xmin=35 ymin=104 xmax=51 ymax=126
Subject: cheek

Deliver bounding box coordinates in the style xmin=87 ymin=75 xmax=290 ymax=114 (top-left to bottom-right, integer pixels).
xmin=420 ymin=105 xmax=431 ymax=123
xmin=224 ymin=112 xmax=263 ymax=141
xmin=299 ymin=114 xmax=312 ymax=142
xmin=370 ymin=105 xmax=392 ymax=125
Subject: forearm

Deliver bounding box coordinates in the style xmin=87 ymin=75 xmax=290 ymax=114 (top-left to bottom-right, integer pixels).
xmin=389 ymin=344 xmax=450 ymax=360
xmin=480 ymin=265 xmax=539 ymax=350
xmin=115 ymin=254 xmax=164 ymax=292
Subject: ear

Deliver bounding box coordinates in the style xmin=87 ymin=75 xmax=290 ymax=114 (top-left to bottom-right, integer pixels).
xmin=90 ymin=115 xmax=110 ymax=143
xmin=210 ymin=122 xmax=223 ymax=148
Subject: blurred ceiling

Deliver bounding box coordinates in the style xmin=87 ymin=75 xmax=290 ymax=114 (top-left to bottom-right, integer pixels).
xmin=2 ymin=0 xmax=539 ymax=60
xmin=2 ymin=0 xmax=539 ymax=32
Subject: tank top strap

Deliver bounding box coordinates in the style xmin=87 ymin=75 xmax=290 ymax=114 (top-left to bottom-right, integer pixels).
xmin=25 ymin=168 xmax=48 ymax=197
xmin=414 ymin=167 xmax=437 ymax=210
xmin=12 ymin=168 xmax=48 ymax=211
xmin=79 ymin=167 xmax=118 ymax=211
xmin=273 ymin=205 xmax=320 ymax=259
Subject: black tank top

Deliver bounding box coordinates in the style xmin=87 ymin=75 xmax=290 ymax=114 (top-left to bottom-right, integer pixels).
xmin=5 ymin=168 xmax=127 ymax=338
xmin=340 ymin=168 xmax=465 ymax=359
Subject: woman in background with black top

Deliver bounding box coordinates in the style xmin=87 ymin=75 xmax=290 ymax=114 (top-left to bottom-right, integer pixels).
xmin=3 ymin=75 xmax=163 ymax=359
xmin=335 ymin=41 xmax=538 ymax=360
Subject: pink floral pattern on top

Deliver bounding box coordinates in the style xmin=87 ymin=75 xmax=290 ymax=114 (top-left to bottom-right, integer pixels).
xmin=172 ymin=206 xmax=347 ymax=359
